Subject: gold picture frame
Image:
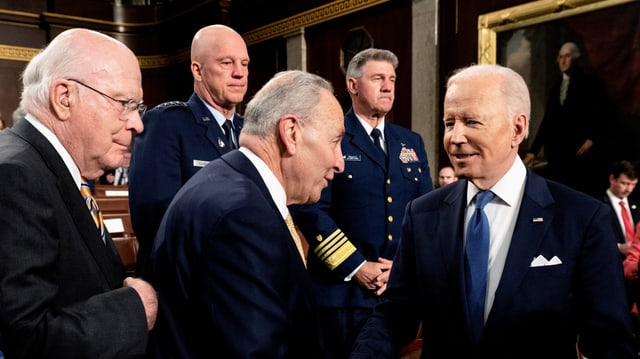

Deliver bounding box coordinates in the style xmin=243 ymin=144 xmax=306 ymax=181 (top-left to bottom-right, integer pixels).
xmin=477 ymin=0 xmax=640 ymax=158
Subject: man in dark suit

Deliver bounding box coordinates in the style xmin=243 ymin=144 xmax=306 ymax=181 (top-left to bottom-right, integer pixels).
xmin=523 ymin=42 xmax=611 ymax=197
xmin=351 ymin=64 xmax=635 ymax=358
xmin=145 ymin=70 xmax=345 ymax=358
xmin=293 ymin=48 xmax=432 ymax=358
xmin=128 ymin=24 xmax=249 ymax=276
xmin=0 ymin=28 xmax=157 ymax=358
xmin=601 ymin=160 xmax=640 ymax=257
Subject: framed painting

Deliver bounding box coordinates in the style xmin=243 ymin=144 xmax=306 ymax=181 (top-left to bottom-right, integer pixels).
xmin=478 ymin=0 xmax=640 ymax=161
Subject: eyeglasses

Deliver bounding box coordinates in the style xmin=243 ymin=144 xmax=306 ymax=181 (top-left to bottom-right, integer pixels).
xmin=67 ymin=78 xmax=147 ymax=115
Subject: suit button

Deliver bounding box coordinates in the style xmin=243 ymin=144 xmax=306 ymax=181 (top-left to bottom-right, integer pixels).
xmin=387 ymin=196 xmax=392 ymax=203
xmin=386 ymin=179 xmax=391 ymax=185
xmin=388 ymin=216 xmax=393 ymax=222
xmin=388 ymin=234 xmax=393 ymax=241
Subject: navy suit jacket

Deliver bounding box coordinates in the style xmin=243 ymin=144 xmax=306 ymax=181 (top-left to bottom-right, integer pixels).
xmin=0 ymin=120 xmax=148 ymax=358
xmin=352 ymin=170 xmax=635 ymax=358
xmin=294 ymin=108 xmax=432 ymax=309
xmin=145 ymin=150 xmax=326 ymax=358
xmin=129 ymin=93 xmax=243 ymax=275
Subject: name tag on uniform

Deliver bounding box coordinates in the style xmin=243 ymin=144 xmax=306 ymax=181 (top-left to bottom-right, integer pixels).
xmin=193 ymin=159 xmax=210 ymax=168
xmin=344 ymin=154 xmax=361 ymax=162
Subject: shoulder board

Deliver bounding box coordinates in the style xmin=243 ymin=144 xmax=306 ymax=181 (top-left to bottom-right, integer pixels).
xmin=154 ymin=101 xmax=189 ymax=110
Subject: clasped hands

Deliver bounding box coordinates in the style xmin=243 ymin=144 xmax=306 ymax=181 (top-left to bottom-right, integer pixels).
xmin=354 ymin=258 xmax=393 ymax=296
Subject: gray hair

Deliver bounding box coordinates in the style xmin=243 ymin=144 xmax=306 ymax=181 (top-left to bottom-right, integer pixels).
xmin=19 ymin=33 xmax=86 ymax=115
xmin=346 ymin=48 xmax=398 ymax=80
xmin=241 ymin=70 xmax=334 ymax=137
xmin=447 ymin=64 xmax=531 ymax=137
xmin=561 ymin=42 xmax=581 ymax=59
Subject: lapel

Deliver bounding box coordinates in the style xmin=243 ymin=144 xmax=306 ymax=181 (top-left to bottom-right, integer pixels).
xmin=486 ymin=170 xmax=554 ymax=327
xmin=13 ymin=120 xmax=124 ymax=287
xmin=221 ymin=150 xmax=308 ymax=270
xmin=344 ymin=109 xmax=387 ymax=171
xmin=187 ymin=93 xmax=237 ymax=155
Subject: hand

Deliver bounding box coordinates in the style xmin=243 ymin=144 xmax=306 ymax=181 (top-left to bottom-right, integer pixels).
xmin=619 ymin=242 xmax=630 ymax=257
xmin=124 ymin=277 xmax=158 ymax=330
xmin=576 ymin=139 xmax=593 ymax=156
xmin=353 ymin=258 xmax=393 ymax=296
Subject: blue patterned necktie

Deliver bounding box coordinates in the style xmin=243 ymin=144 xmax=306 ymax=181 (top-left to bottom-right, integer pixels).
xmin=80 ymin=178 xmax=106 ymax=244
xmin=465 ymin=190 xmax=495 ymax=342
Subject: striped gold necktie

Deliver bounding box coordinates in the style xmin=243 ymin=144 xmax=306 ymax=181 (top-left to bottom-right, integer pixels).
xmin=80 ymin=178 xmax=106 ymax=244
xmin=285 ymin=214 xmax=307 ymax=267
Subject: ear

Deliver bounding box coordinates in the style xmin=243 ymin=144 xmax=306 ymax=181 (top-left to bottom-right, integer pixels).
xmin=346 ymin=77 xmax=358 ymax=96
xmin=51 ymin=80 xmax=72 ymax=120
xmin=511 ymin=113 xmax=528 ymax=148
xmin=278 ymin=115 xmax=299 ymax=156
xmin=191 ymin=61 xmax=202 ymax=81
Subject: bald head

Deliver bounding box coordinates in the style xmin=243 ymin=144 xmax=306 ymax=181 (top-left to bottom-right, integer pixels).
xmin=190 ymin=24 xmax=249 ymax=116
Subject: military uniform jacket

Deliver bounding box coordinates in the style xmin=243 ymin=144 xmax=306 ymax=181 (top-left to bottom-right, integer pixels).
xmin=293 ymin=108 xmax=432 ymax=308
xmin=128 ymin=93 xmax=243 ymax=275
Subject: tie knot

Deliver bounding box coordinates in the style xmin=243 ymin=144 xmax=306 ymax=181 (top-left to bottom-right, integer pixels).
xmin=475 ymin=191 xmax=494 ymax=210
xmin=620 ymin=200 xmax=626 ymax=208
xmin=222 ymin=119 xmax=234 ymax=132
xmin=371 ymin=128 xmax=382 ymax=141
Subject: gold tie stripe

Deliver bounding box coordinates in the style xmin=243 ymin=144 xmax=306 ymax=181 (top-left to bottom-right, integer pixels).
xmin=80 ymin=178 xmax=106 ymax=244
xmin=285 ymin=214 xmax=307 ymax=267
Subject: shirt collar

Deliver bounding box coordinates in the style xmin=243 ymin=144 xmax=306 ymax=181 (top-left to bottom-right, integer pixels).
xmin=238 ymin=147 xmax=288 ymax=220
xmin=25 ymin=113 xmax=82 ymax=189
xmin=199 ymin=96 xmax=235 ymax=127
xmin=466 ymin=156 xmax=527 ymax=208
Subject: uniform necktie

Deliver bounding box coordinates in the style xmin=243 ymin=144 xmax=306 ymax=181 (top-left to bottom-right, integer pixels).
xmin=80 ymin=178 xmax=106 ymax=244
xmin=465 ymin=190 xmax=495 ymax=342
xmin=222 ymin=119 xmax=237 ymax=149
xmin=285 ymin=214 xmax=307 ymax=267
xmin=620 ymin=201 xmax=635 ymax=243
xmin=370 ymin=128 xmax=386 ymax=157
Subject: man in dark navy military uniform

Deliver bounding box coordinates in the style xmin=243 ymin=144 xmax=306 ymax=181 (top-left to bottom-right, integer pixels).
xmin=293 ymin=48 xmax=433 ymax=359
xmin=129 ymin=24 xmax=249 ymax=276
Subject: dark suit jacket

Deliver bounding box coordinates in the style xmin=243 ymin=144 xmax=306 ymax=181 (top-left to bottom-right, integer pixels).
xmin=145 ymin=150 xmax=326 ymax=359
xmin=293 ymin=108 xmax=432 ymax=309
xmin=351 ymin=170 xmax=635 ymax=358
xmin=128 ymin=93 xmax=243 ymax=275
xmin=0 ymin=120 xmax=148 ymax=358
xmin=601 ymin=194 xmax=640 ymax=244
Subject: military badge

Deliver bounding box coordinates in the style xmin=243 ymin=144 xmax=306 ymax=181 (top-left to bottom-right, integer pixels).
xmin=399 ymin=148 xmax=419 ymax=163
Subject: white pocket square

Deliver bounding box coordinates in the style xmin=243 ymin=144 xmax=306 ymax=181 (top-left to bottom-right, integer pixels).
xmin=530 ymin=255 xmax=562 ymax=267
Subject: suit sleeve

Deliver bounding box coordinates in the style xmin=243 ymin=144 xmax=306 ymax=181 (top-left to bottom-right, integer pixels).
xmin=351 ymin=200 xmax=422 ymax=358
xmin=0 ymin=161 xmax=148 ymax=358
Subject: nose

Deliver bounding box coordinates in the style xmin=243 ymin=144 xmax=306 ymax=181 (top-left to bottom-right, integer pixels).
xmin=231 ymin=62 xmax=247 ymax=78
xmin=449 ymin=122 xmax=466 ymax=145
xmin=334 ymin=147 xmax=345 ymax=174
xmin=126 ymin=111 xmax=144 ymax=134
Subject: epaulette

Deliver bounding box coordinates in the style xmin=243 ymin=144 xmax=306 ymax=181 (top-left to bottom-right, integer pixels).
xmin=153 ymin=101 xmax=189 ymax=111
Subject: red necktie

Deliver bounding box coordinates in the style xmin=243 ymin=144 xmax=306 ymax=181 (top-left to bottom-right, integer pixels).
xmin=620 ymin=201 xmax=634 ymax=243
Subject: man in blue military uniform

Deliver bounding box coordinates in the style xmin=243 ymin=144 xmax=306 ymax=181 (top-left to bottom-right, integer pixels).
xmin=129 ymin=24 xmax=249 ymax=276
xmin=293 ymin=48 xmax=433 ymax=359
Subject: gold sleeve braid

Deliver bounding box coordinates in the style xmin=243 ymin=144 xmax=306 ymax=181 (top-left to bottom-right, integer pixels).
xmin=314 ymin=228 xmax=357 ymax=270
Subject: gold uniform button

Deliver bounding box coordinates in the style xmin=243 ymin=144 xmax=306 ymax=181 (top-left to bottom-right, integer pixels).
xmin=387 ymin=196 xmax=392 ymax=203
xmin=414 ymin=177 xmax=419 ymax=182
xmin=406 ymin=167 xmax=412 ymax=173
xmin=388 ymin=216 xmax=393 ymax=222
xmin=347 ymin=174 xmax=353 ymax=179
xmin=386 ymin=179 xmax=391 ymax=185
xmin=388 ymin=234 xmax=393 ymax=241
xmin=418 ymin=168 xmax=422 ymax=173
